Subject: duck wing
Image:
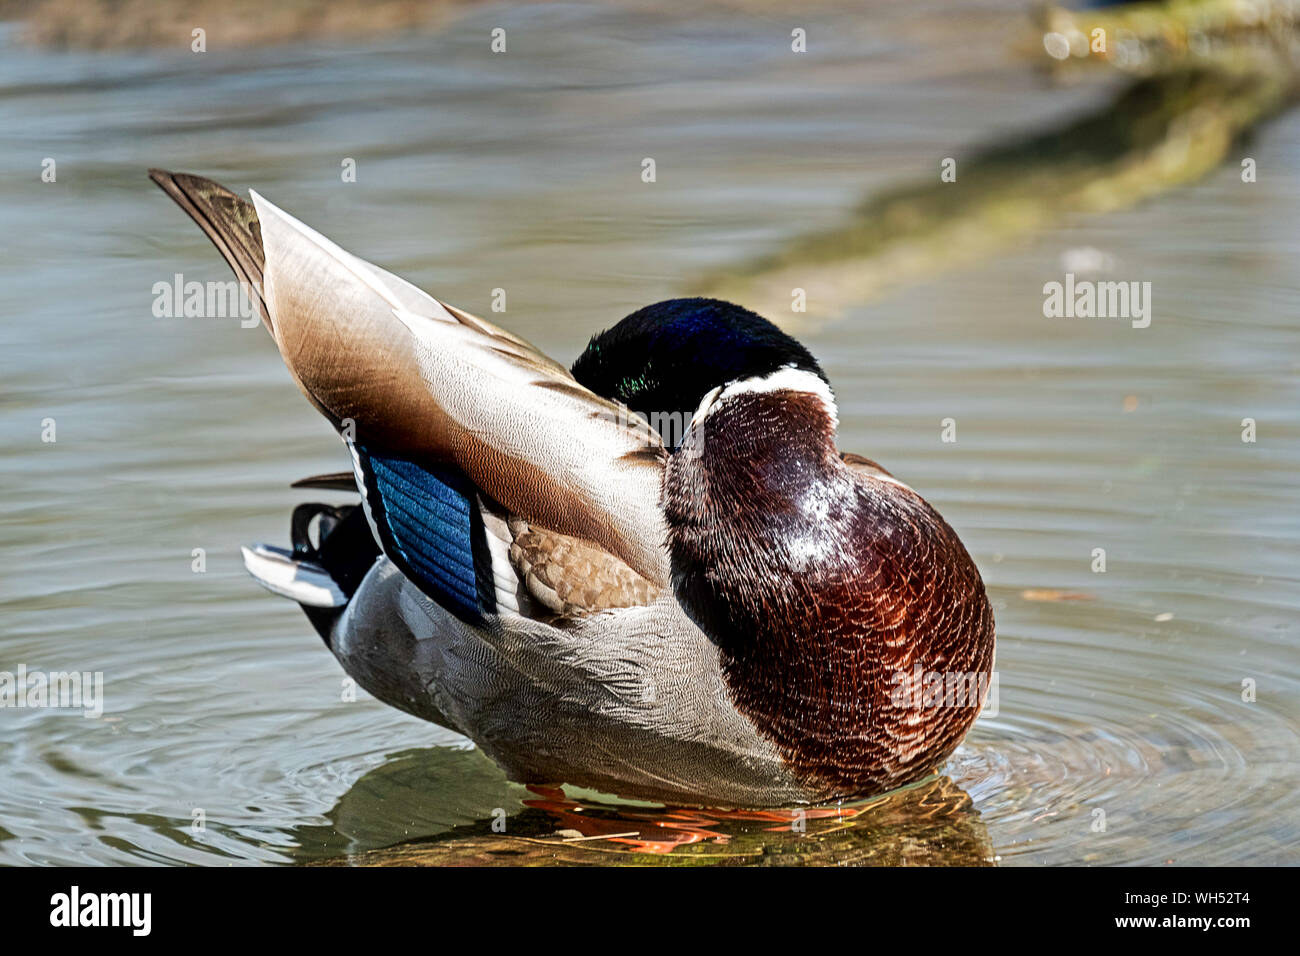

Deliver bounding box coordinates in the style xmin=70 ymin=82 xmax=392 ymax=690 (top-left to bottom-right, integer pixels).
xmin=150 ymin=170 xmax=670 ymax=589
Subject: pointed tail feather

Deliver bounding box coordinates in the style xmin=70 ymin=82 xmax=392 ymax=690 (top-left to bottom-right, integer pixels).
xmin=147 ymin=169 xmax=271 ymax=334
xmin=290 ymin=471 xmax=359 ymax=491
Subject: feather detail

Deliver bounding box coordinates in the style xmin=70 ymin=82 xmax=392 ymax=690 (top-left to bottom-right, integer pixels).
xmin=241 ymin=544 xmax=346 ymax=608
xmin=290 ymin=472 xmax=358 ymax=491
xmin=247 ymin=188 xmax=670 ymax=587
xmin=506 ymin=517 xmax=661 ymax=617
xmin=150 ymin=170 xmax=671 ymax=590
xmin=148 ymin=169 xmax=270 ymax=333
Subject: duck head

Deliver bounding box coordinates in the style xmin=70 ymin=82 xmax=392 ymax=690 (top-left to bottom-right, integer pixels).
xmin=571 ymin=297 xmax=828 ymax=452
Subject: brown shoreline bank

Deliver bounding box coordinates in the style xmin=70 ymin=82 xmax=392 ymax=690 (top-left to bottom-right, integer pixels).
xmin=0 ymin=0 xmax=486 ymax=49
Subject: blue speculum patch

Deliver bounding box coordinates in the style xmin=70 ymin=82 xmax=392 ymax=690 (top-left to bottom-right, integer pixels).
xmin=357 ymin=446 xmax=485 ymax=624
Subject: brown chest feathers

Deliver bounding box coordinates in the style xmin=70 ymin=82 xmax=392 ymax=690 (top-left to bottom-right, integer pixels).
xmin=664 ymin=388 xmax=995 ymax=800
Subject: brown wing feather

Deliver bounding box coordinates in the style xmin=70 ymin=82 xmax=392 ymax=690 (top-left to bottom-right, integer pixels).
xmin=507 ymin=518 xmax=662 ymax=616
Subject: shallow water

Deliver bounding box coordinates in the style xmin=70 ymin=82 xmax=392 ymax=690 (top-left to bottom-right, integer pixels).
xmin=1 ymin=2 xmax=1297 ymax=865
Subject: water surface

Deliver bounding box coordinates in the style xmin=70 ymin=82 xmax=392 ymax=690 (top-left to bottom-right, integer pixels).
xmin=1 ymin=2 xmax=1297 ymax=865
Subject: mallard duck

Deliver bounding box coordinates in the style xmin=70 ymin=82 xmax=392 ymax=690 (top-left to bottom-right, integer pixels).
xmin=150 ymin=170 xmax=995 ymax=808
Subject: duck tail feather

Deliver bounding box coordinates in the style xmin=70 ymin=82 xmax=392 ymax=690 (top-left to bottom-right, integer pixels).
xmin=290 ymin=471 xmax=359 ymax=491
xmin=242 ymin=504 xmax=381 ymax=610
xmin=147 ymin=168 xmax=271 ymax=334
xmin=241 ymin=544 xmax=346 ymax=608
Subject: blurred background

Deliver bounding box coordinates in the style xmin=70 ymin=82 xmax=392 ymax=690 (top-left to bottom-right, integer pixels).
xmin=0 ymin=0 xmax=1297 ymax=865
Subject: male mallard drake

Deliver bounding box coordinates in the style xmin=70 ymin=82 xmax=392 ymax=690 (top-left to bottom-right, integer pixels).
xmin=150 ymin=170 xmax=994 ymax=808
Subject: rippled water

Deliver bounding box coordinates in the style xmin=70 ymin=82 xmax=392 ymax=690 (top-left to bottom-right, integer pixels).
xmin=1 ymin=3 xmax=1297 ymax=865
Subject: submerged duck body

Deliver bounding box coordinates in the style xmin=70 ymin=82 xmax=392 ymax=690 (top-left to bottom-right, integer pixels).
xmin=150 ymin=170 xmax=995 ymax=807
